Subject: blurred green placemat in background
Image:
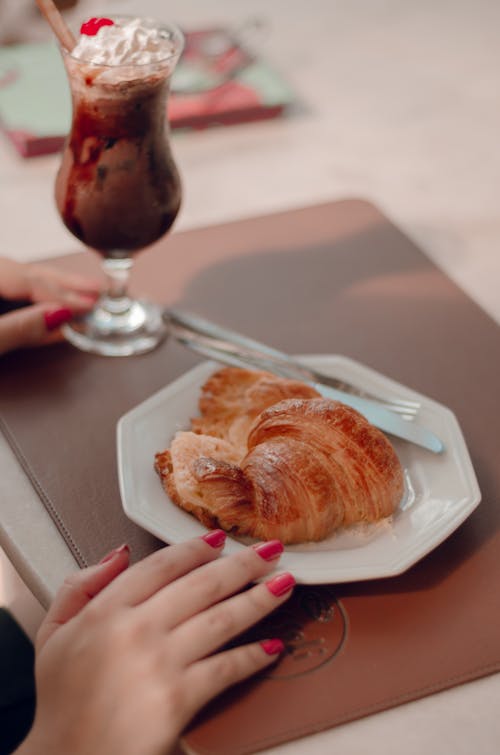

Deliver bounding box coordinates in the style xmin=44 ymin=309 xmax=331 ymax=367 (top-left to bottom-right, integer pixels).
xmin=0 ymin=30 xmax=294 ymax=158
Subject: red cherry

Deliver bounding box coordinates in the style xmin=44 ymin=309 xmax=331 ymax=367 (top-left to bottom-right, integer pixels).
xmin=80 ymin=17 xmax=115 ymax=36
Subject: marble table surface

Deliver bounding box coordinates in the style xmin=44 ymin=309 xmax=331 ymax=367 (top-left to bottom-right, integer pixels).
xmin=0 ymin=1 xmax=499 ymax=753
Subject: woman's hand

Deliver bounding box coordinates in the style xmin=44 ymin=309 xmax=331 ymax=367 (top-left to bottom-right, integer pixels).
xmin=0 ymin=257 xmax=101 ymax=309
xmin=17 ymin=533 xmax=293 ymax=755
xmin=0 ymin=257 xmax=101 ymax=355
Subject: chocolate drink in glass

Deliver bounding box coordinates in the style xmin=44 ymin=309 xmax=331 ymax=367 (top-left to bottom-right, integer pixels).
xmin=55 ymin=16 xmax=184 ymax=356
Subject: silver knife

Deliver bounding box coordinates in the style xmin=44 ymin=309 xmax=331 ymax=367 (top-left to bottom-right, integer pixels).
xmin=164 ymin=315 xmax=444 ymax=454
xmin=166 ymin=309 xmax=419 ymax=413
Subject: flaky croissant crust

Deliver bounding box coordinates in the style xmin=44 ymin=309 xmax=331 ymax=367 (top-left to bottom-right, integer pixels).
xmin=155 ymin=368 xmax=404 ymax=544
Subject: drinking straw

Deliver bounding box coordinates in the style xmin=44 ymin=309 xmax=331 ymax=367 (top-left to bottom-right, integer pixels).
xmin=35 ymin=0 xmax=76 ymax=51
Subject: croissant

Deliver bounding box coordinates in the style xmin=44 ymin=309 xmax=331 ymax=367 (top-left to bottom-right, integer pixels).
xmin=155 ymin=368 xmax=404 ymax=544
xmin=190 ymin=366 xmax=319 ymax=458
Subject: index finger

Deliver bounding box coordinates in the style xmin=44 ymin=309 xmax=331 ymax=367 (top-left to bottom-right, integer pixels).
xmin=92 ymin=531 xmax=227 ymax=610
xmin=29 ymin=264 xmax=102 ymax=300
xmin=50 ymin=269 xmax=102 ymax=296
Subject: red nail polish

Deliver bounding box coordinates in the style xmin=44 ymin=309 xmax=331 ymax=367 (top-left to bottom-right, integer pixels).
xmin=202 ymin=529 xmax=226 ymax=548
xmin=44 ymin=307 xmax=73 ymax=331
xmin=266 ymin=572 xmax=296 ymax=597
xmin=260 ymin=638 xmax=285 ymax=656
xmin=253 ymin=540 xmax=284 ymax=561
xmin=98 ymin=543 xmax=129 ymax=564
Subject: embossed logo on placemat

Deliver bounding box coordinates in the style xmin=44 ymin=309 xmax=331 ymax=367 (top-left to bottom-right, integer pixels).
xmin=242 ymin=585 xmax=348 ymax=679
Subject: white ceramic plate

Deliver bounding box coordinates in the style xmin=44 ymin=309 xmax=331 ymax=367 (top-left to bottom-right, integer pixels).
xmin=117 ymin=356 xmax=481 ymax=584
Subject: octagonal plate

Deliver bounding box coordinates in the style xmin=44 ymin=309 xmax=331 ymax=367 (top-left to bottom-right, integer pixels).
xmin=117 ymin=356 xmax=480 ymax=584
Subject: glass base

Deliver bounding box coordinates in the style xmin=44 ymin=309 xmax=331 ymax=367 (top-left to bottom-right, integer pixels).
xmin=62 ymin=299 xmax=166 ymax=357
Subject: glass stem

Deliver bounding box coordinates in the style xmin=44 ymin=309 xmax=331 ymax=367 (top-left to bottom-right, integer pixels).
xmin=101 ymin=257 xmax=133 ymax=315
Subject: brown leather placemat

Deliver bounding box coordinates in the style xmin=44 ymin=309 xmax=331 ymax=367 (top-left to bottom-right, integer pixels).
xmin=1 ymin=200 xmax=499 ymax=754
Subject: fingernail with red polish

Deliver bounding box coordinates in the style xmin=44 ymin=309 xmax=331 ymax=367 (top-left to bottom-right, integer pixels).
xmin=253 ymin=540 xmax=284 ymax=561
xmin=44 ymin=307 xmax=73 ymax=331
xmin=266 ymin=572 xmax=296 ymax=597
xmin=202 ymin=529 xmax=227 ymax=548
xmin=260 ymin=638 xmax=285 ymax=656
xmin=99 ymin=543 xmax=129 ymax=565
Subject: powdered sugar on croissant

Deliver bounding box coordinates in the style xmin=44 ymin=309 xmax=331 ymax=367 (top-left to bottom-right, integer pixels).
xmin=155 ymin=368 xmax=404 ymax=543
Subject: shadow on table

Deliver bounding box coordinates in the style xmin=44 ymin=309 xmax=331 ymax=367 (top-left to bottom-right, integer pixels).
xmin=168 ymin=227 xmax=497 ymax=589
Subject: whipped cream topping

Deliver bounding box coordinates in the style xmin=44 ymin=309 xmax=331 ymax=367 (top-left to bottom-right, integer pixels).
xmin=72 ymin=18 xmax=176 ymax=66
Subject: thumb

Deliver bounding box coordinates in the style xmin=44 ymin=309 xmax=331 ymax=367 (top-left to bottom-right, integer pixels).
xmin=36 ymin=544 xmax=130 ymax=651
xmin=0 ymin=303 xmax=73 ymax=355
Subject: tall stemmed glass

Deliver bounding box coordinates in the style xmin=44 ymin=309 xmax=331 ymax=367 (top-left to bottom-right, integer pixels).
xmin=55 ymin=18 xmax=184 ymax=356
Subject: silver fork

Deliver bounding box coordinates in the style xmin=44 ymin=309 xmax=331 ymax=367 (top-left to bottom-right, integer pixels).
xmin=164 ymin=310 xmax=421 ymax=419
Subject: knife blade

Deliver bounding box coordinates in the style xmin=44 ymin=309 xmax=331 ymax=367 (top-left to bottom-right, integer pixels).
xmin=308 ymin=382 xmax=444 ymax=453
xmin=165 ymin=316 xmax=444 ymax=454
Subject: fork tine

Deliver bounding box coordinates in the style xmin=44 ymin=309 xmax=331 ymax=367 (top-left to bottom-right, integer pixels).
xmin=357 ymin=397 xmax=419 ymax=414
xmin=379 ymin=404 xmax=418 ymax=418
xmin=382 ymin=403 xmax=419 ymax=414
xmin=376 ymin=396 xmax=420 ymax=410
xmin=311 ymin=378 xmax=421 ymax=412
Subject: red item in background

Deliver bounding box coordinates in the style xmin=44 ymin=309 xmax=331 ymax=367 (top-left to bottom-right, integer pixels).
xmin=0 ymin=28 xmax=294 ymax=158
